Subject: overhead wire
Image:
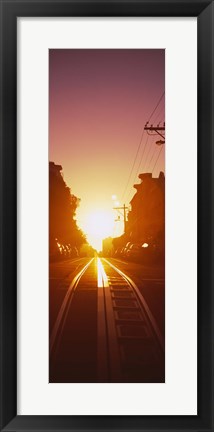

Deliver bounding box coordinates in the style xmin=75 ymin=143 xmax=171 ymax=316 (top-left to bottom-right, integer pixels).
xmin=126 ymin=143 xmax=164 ymax=205
xmin=124 ymin=133 xmax=150 ymax=205
xmin=121 ymin=90 xmax=165 ymax=205
xmin=143 ymin=136 xmax=157 ymax=170
xmin=152 ymin=146 xmax=164 ymax=175
xmin=152 ymin=106 xmax=165 ymax=125
xmin=147 ymin=91 xmax=165 ymax=122
xmin=120 ymin=129 xmax=145 ymax=203
xmin=133 ymin=134 xmax=149 ymax=180
xmin=146 ymin=144 xmax=159 ymax=173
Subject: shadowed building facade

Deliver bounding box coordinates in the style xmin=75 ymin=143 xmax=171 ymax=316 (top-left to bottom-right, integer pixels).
xmin=127 ymin=172 xmax=165 ymax=250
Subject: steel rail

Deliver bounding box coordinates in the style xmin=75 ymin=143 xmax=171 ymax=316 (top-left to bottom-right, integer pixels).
xmin=103 ymin=258 xmax=164 ymax=351
xmin=50 ymin=258 xmax=94 ymax=355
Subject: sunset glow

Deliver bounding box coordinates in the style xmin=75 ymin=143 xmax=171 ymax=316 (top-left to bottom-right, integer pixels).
xmin=79 ymin=210 xmax=115 ymax=251
xmin=49 ymin=49 xmax=165 ymax=252
xmin=49 ymin=48 xmax=165 ymax=384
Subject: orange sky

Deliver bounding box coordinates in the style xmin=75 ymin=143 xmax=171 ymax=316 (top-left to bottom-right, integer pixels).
xmin=49 ymin=49 xmax=165 ymax=250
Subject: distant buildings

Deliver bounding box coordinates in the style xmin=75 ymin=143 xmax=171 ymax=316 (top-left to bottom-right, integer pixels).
xmin=102 ymin=237 xmax=113 ymax=257
xmin=111 ymin=172 xmax=165 ymax=253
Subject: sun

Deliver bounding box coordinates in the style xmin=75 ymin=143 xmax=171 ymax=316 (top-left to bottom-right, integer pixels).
xmin=82 ymin=210 xmax=114 ymax=252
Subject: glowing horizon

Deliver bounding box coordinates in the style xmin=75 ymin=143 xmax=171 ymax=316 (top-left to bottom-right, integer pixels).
xmin=49 ymin=49 xmax=165 ymax=250
xmin=76 ymin=206 xmax=124 ymax=252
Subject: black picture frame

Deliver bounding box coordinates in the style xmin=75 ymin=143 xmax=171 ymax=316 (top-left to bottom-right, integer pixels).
xmin=0 ymin=1 xmax=213 ymax=431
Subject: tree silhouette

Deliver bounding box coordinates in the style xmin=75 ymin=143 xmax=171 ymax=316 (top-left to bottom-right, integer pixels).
xmin=49 ymin=162 xmax=86 ymax=253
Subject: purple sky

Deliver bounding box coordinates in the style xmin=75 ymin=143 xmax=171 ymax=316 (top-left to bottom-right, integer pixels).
xmin=49 ymin=49 xmax=165 ymax=248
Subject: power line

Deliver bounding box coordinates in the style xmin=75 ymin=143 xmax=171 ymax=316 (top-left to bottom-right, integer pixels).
xmin=144 ymin=123 xmax=165 ymax=141
xmin=121 ymin=91 xmax=165 ymax=204
xmin=113 ymin=204 xmax=129 ymax=234
xmin=153 ymin=105 xmax=165 ymax=124
xmin=152 ymin=145 xmax=164 ymax=174
xmin=146 ymin=145 xmax=159 ymax=172
xmin=148 ymin=91 xmax=165 ymax=122
xmin=132 ymin=134 xmax=149 ymax=182
xmin=142 ymin=136 xmax=157 ymax=171
xmin=126 ymin=143 xmax=164 ymax=205
xmin=124 ymin=134 xmax=149 ymax=204
xmin=121 ymin=129 xmax=145 ymax=203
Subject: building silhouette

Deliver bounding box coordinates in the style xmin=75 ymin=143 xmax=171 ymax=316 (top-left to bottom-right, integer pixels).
xmin=126 ymin=172 xmax=165 ymax=249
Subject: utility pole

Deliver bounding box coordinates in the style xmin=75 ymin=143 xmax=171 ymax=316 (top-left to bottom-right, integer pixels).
xmin=144 ymin=122 xmax=165 ymax=144
xmin=113 ymin=204 xmax=129 ymax=234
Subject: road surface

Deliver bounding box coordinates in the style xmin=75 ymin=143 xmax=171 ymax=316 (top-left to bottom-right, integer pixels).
xmin=49 ymin=256 xmax=165 ymax=383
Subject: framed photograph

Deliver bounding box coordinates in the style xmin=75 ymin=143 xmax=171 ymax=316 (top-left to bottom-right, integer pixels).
xmin=0 ymin=1 xmax=213 ymax=431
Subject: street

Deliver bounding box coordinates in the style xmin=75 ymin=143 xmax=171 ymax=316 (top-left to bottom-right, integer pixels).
xmin=49 ymin=256 xmax=165 ymax=383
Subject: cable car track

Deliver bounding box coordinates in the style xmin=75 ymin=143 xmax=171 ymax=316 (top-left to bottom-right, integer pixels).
xmin=97 ymin=258 xmax=164 ymax=382
xmin=50 ymin=257 xmax=164 ymax=383
xmin=50 ymin=258 xmax=94 ymax=356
